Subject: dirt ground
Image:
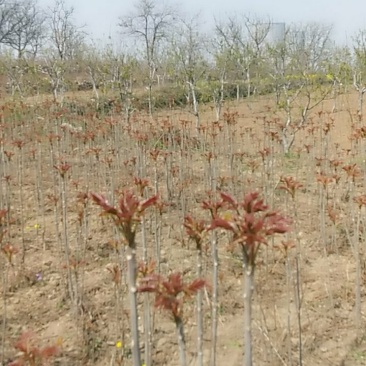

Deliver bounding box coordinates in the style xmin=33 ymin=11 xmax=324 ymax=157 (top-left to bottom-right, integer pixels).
xmin=1 ymin=88 xmax=366 ymax=366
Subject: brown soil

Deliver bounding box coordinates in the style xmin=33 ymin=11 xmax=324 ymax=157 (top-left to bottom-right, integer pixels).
xmin=1 ymin=89 xmax=366 ymax=366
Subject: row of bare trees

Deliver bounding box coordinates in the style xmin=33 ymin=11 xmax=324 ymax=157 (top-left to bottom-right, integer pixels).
xmin=2 ymin=0 xmax=366 ymax=151
xmin=0 ymin=0 xmax=84 ymax=59
xmin=0 ymin=0 xmax=85 ymax=100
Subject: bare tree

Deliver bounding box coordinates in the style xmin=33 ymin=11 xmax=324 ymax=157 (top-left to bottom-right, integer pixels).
xmin=353 ymin=30 xmax=366 ymax=119
xmin=267 ymin=23 xmax=333 ymax=153
xmin=325 ymin=45 xmax=352 ymax=112
xmin=83 ymin=45 xmax=103 ymax=103
xmin=40 ymin=53 xmax=64 ymax=102
xmin=0 ymin=0 xmax=24 ymax=45
xmin=1 ymin=52 xmax=25 ymax=96
xmin=47 ymin=0 xmax=85 ymax=61
xmin=207 ymin=37 xmax=231 ymax=120
xmin=169 ymin=15 xmax=207 ymax=134
xmin=215 ymin=14 xmax=270 ymax=99
xmin=215 ymin=16 xmax=249 ymax=100
xmin=2 ymin=0 xmax=45 ymax=59
xmin=40 ymin=0 xmax=85 ymax=103
xmin=107 ymin=49 xmax=136 ymax=124
xmin=243 ymin=14 xmax=271 ymax=95
xmin=119 ymin=0 xmax=176 ymax=116
xmin=85 ymin=43 xmax=137 ymax=122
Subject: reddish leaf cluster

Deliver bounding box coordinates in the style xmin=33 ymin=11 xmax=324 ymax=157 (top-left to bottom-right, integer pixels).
xmin=138 ymin=260 xmax=156 ymax=278
xmin=106 ymin=264 xmax=121 ymax=286
xmin=354 ymin=194 xmax=366 ymax=209
xmin=1 ymin=243 xmax=18 ymax=264
xmin=133 ymin=177 xmax=149 ymax=197
xmin=62 ymin=256 xmax=86 ymax=270
xmin=0 ymin=208 xmax=7 ymax=243
xmin=201 ymin=193 xmax=225 ymax=218
xmin=90 ymin=189 xmax=158 ymax=247
xmin=351 ymin=126 xmax=366 ymax=140
xmin=327 ymin=204 xmax=339 ymax=225
xmin=279 ymin=176 xmax=303 ymax=199
xmin=4 ymin=150 xmax=14 ymax=161
xmin=138 ymin=272 xmax=206 ymax=322
xmin=53 ymin=162 xmax=71 ymax=178
xmin=183 ymin=215 xmax=207 ymax=250
xmin=258 ymin=148 xmax=270 ymax=161
xmin=276 ymin=240 xmax=295 ymax=257
xmin=316 ymin=173 xmax=334 ymax=189
xmin=209 ymin=192 xmax=290 ymax=265
xmin=12 ymin=139 xmax=25 ymax=149
xmin=342 ymin=164 xmax=361 ymax=182
xmin=8 ymin=330 xmax=60 ymax=366
xmin=223 ymin=110 xmax=238 ymax=125
xmin=149 ymin=149 xmax=160 ymax=162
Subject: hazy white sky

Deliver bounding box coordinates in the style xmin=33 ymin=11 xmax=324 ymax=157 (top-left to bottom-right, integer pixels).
xmin=37 ymin=0 xmax=366 ymax=45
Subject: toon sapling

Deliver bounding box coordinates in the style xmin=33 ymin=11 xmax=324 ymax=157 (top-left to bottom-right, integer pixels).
xmin=1 ymin=208 xmax=17 ymax=365
xmin=54 ymin=162 xmax=76 ymax=308
xmin=278 ymin=176 xmax=303 ymax=365
xmin=91 ymin=189 xmax=158 ymax=366
xmin=202 ymin=192 xmax=224 ymax=366
xmin=7 ymin=330 xmax=60 ymax=366
xmin=184 ymin=215 xmax=208 ymax=366
xmin=352 ymin=194 xmax=366 ymax=333
xmin=12 ymin=139 xmax=26 ymax=264
xmin=106 ymin=261 xmax=127 ymax=363
xmin=134 ymin=176 xmax=153 ymax=366
xmin=209 ymin=191 xmax=290 ymax=366
xmin=138 ymin=272 xmax=206 ymax=366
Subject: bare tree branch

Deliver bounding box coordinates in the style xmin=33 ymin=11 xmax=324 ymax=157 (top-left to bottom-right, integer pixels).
xmin=2 ymin=0 xmax=46 ymax=59
xmin=0 ymin=0 xmax=26 ymax=45
xmin=46 ymin=0 xmax=86 ymax=61
xmin=119 ymin=0 xmax=176 ymax=115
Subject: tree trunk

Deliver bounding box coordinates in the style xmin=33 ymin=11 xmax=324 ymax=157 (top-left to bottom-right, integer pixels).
xmin=246 ymin=69 xmax=251 ymax=98
xmin=215 ymin=75 xmax=225 ymax=120
xmin=147 ymin=81 xmax=153 ymax=117
xmin=281 ymin=121 xmax=297 ymax=155
xmin=126 ymin=245 xmax=141 ymax=366
xmin=196 ymin=248 xmax=203 ymax=366
xmin=358 ymin=90 xmax=364 ymax=121
xmin=210 ymin=231 xmax=219 ymax=366
xmin=176 ymin=318 xmax=187 ymax=366
xmin=188 ymin=82 xmax=200 ymax=135
xmin=243 ymin=259 xmax=254 ymax=366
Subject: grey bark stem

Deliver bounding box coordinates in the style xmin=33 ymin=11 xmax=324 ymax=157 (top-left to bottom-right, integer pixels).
xmin=126 ymin=246 xmax=141 ymax=366
xmin=243 ymin=260 xmax=254 ymax=366
xmin=197 ymin=248 xmax=203 ymax=366
xmin=176 ymin=317 xmax=187 ymax=366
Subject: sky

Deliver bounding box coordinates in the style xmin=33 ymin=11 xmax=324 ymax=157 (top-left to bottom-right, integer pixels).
xmin=37 ymin=0 xmax=366 ymax=46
